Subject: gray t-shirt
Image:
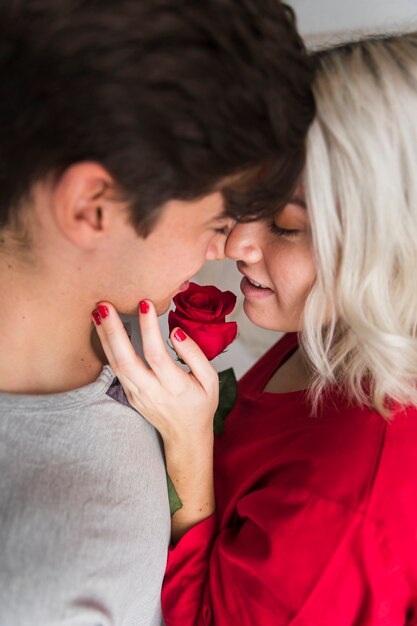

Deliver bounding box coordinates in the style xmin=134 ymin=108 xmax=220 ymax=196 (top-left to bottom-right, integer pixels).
xmin=0 ymin=366 xmax=171 ymax=626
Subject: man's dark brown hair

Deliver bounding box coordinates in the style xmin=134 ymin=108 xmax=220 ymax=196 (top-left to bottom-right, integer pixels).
xmin=0 ymin=0 xmax=315 ymax=235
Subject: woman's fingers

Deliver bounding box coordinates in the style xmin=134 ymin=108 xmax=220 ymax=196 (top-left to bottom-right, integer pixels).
xmin=93 ymin=301 xmax=217 ymax=397
xmin=138 ymin=300 xmax=185 ymax=386
xmin=92 ymin=302 xmax=150 ymax=384
xmin=92 ymin=301 xmax=219 ymax=446
xmin=170 ymin=327 xmax=219 ymax=397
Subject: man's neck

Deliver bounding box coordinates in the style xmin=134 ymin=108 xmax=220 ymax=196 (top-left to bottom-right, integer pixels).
xmin=0 ymin=268 xmax=107 ymax=395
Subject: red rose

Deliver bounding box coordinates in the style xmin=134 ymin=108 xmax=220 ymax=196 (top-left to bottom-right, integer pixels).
xmin=168 ymin=282 xmax=238 ymax=361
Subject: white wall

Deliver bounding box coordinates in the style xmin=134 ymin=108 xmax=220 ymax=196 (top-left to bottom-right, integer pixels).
xmin=288 ymin=0 xmax=417 ymax=48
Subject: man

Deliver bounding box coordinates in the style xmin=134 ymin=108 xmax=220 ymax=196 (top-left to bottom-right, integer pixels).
xmin=0 ymin=1 xmax=314 ymax=623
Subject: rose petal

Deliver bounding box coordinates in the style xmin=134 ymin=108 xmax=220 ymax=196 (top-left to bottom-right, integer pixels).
xmin=173 ymin=283 xmax=234 ymax=322
xmin=185 ymin=322 xmax=237 ymax=360
xmin=169 ymin=283 xmax=238 ymax=359
xmin=168 ymin=310 xmax=204 ymax=333
xmin=218 ymin=290 xmax=237 ymax=317
xmin=169 ymin=310 xmax=237 ymax=360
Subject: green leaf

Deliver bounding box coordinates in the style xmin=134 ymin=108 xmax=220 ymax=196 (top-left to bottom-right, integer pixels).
xmin=213 ymin=368 xmax=237 ymax=436
xmin=167 ymin=472 xmax=183 ymax=516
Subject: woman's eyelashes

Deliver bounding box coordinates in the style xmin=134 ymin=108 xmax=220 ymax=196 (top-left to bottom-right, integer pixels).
xmin=268 ymin=222 xmax=300 ymax=238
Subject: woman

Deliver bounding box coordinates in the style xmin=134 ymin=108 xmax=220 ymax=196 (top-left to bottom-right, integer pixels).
xmin=92 ymin=32 xmax=417 ymax=624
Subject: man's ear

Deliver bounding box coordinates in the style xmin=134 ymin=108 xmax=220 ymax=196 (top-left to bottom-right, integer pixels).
xmin=51 ymin=162 xmax=126 ymax=250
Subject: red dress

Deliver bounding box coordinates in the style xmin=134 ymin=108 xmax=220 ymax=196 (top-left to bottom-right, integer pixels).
xmin=163 ymin=333 xmax=417 ymax=625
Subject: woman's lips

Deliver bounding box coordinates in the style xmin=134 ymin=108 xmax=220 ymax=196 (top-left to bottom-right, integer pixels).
xmin=240 ymin=276 xmax=274 ymax=299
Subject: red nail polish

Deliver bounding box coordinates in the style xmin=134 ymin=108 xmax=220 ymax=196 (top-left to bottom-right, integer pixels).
xmin=97 ymin=304 xmax=109 ymax=319
xmin=139 ymin=300 xmax=150 ymax=314
xmin=174 ymin=328 xmax=186 ymax=342
xmin=92 ymin=310 xmax=101 ymax=326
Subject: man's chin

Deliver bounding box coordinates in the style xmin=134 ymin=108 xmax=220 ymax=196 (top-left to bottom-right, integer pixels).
xmin=120 ymin=296 xmax=172 ymax=317
xmin=153 ymin=298 xmax=172 ymax=316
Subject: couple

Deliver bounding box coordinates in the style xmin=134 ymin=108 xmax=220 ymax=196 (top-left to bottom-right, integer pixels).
xmin=0 ymin=0 xmax=416 ymax=624
xmin=94 ymin=33 xmax=417 ymax=626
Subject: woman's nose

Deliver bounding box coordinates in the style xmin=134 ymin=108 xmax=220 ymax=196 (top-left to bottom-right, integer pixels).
xmin=225 ymin=221 xmax=263 ymax=263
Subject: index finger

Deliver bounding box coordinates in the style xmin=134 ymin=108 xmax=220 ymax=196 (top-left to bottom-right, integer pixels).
xmin=138 ymin=299 xmax=188 ymax=386
xmin=92 ymin=302 xmax=150 ymax=384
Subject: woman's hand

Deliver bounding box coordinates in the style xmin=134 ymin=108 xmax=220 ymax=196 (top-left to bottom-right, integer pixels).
xmin=92 ymin=300 xmax=218 ymax=541
xmin=92 ymin=300 xmax=219 ymax=446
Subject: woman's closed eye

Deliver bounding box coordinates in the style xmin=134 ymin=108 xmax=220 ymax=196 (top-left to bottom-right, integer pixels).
xmin=268 ymin=222 xmax=300 ymax=238
xmin=268 ymin=193 xmax=309 ymax=239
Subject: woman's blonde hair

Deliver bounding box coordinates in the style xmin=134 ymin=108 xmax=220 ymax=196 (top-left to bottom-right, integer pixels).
xmin=302 ymin=32 xmax=417 ymax=416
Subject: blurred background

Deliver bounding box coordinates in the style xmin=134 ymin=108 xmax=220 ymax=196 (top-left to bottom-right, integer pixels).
xmin=125 ymin=0 xmax=417 ymax=378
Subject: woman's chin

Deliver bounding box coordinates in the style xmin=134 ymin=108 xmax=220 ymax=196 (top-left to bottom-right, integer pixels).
xmin=242 ymin=299 xmax=296 ymax=333
xmin=242 ymin=299 xmax=276 ymax=330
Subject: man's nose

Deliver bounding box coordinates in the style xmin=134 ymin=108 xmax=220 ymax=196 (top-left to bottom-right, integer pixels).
xmin=206 ymin=218 xmax=235 ymax=261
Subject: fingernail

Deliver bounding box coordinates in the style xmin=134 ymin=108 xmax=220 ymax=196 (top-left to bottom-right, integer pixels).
xmin=139 ymin=300 xmax=150 ymax=314
xmin=174 ymin=328 xmax=186 ymax=342
xmin=92 ymin=310 xmax=101 ymax=326
xmin=97 ymin=305 xmax=109 ymax=319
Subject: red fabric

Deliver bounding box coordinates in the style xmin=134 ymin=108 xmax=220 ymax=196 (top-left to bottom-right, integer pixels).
xmin=163 ymin=333 xmax=417 ymax=625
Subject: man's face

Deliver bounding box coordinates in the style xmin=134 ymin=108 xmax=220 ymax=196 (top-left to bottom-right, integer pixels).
xmin=102 ymin=192 xmax=233 ymax=315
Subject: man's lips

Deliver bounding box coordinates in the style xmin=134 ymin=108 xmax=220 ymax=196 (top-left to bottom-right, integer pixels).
xmin=178 ymin=279 xmax=190 ymax=292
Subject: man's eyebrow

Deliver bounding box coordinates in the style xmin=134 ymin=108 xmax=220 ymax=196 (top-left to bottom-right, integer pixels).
xmin=207 ymin=211 xmax=228 ymax=223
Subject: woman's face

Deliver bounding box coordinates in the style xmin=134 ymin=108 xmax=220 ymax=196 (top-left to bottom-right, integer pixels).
xmin=225 ymin=186 xmax=316 ymax=332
